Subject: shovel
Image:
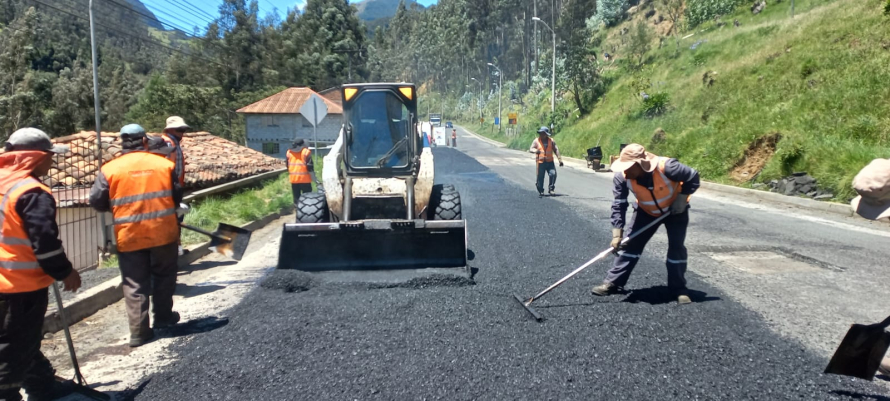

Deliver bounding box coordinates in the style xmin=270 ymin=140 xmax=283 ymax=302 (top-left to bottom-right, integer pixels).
xmin=824 ymin=315 xmax=890 ymax=380
xmin=51 ymin=283 xmax=111 ymax=400
xmin=514 ymin=212 xmax=671 ymax=321
xmin=180 ymin=223 xmax=252 ymax=261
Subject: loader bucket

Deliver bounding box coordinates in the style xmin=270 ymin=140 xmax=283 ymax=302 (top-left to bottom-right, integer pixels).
xmin=277 ymin=220 xmax=467 ymax=271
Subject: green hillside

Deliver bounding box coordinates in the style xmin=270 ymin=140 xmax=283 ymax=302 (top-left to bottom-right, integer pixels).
xmin=460 ymin=0 xmax=890 ymax=201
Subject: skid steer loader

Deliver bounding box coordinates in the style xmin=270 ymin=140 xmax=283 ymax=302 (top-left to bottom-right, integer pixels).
xmin=277 ymin=83 xmax=468 ymax=273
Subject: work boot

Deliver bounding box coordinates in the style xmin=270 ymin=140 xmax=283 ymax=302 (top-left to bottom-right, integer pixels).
xmin=129 ymin=329 xmax=155 ymax=348
xmin=154 ymin=311 xmax=181 ymax=329
xmin=538 ymin=191 xmax=544 ymax=197
xmin=677 ymin=289 xmax=692 ymax=305
xmin=27 ymin=379 xmax=76 ymax=401
xmin=549 ymin=186 xmax=555 ymax=195
xmin=590 ymin=282 xmax=618 ymax=296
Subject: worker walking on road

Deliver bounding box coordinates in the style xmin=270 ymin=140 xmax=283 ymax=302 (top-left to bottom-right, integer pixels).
xmin=0 ymin=128 xmax=82 ymax=401
xmin=89 ymin=124 xmax=183 ymax=347
xmin=287 ymin=139 xmax=314 ymax=205
xmin=849 ymin=159 xmax=890 ymax=376
xmin=452 ymin=129 xmax=457 ymax=147
xmin=529 ymin=126 xmax=564 ymax=196
xmin=590 ymin=143 xmax=700 ymax=304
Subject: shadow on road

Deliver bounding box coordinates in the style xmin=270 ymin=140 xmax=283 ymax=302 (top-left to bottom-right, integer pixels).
xmin=830 ymin=390 xmax=890 ymax=401
xmin=106 ymin=378 xmax=151 ymax=401
xmin=622 ymin=286 xmax=720 ymax=305
xmin=178 ymin=260 xmax=237 ymax=276
xmin=163 ymin=316 xmax=229 ymax=338
xmin=175 ymin=283 xmax=226 ymax=298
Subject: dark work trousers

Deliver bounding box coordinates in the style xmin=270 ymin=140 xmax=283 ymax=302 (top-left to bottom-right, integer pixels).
xmin=0 ymin=288 xmax=56 ymax=401
xmin=118 ymin=242 xmax=178 ymax=338
xmin=292 ymin=183 xmax=312 ymax=205
xmin=452 ymin=138 xmax=457 ymax=147
xmin=605 ymin=208 xmax=689 ymax=290
xmin=536 ymin=161 xmax=557 ymax=194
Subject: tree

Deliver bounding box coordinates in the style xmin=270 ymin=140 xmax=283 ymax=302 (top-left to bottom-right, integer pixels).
xmin=561 ymin=0 xmax=602 ymax=115
xmin=627 ymin=21 xmax=652 ymax=70
xmin=660 ymin=0 xmax=684 ymax=35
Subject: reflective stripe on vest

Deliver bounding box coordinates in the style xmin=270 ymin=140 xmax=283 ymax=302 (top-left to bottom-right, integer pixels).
xmin=535 ymin=138 xmax=554 ymax=164
xmin=0 ymin=178 xmax=55 ymax=292
xmin=102 ymin=152 xmax=179 ymax=252
xmin=287 ymin=149 xmax=311 ymax=184
xmin=627 ymin=157 xmax=682 ymax=217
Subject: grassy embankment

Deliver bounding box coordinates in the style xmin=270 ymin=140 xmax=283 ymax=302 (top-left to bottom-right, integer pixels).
xmin=458 ymin=0 xmax=889 ymax=200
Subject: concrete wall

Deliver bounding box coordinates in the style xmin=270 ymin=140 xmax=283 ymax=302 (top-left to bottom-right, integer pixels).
xmin=245 ymin=113 xmax=342 ymax=159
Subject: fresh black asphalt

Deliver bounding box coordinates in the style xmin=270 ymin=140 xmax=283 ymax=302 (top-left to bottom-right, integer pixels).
xmin=130 ymin=148 xmax=889 ymax=400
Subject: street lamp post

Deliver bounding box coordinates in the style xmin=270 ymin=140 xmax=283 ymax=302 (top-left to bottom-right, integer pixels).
xmin=533 ymin=17 xmax=556 ymax=114
xmin=487 ymin=63 xmax=502 ymax=131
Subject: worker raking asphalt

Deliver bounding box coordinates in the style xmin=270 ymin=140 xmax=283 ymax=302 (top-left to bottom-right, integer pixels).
xmin=130 ymin=148 xmax=888 ymax=400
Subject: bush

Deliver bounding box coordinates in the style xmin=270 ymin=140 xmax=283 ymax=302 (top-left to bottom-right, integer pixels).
xmin=594 ymin=0 xmax=631 ymax=26
xmin=685 ymin=0 xmax=745 ymax=27
xmin=640 ymin=92 xmax=671 ymax=117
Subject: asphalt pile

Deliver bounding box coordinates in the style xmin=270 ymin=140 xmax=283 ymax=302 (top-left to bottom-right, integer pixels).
xmin=259 ymin=270 xmax=315 ymax=293
xmin=133 ymin=148 xmax=888 ymax=400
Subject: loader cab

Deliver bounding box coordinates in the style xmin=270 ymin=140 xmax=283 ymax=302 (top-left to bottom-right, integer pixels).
xmin=342 ymin=83 xmax=419 ymax=177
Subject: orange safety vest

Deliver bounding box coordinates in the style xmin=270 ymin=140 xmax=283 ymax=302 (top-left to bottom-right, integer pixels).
xmin=0 ymin=178 xmax=56 ymax=293
xmin=626 ymin=157 xmax=684 ymax=217
xmin=287 ymin=148 xmax=312 ymax=184
xmin=102 ymin=151 xmax=179 ymax=253
xmin=162 ymin=133 xmax=186 ymax=186
xmin=534 ymin=137 xmax=555 ymax=164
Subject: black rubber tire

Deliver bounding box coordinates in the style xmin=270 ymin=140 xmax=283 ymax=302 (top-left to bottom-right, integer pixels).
xmin=431 ymin=185 xmax=462 ymax=220
xmin=296 ymin=192 xmax=330 ymax=223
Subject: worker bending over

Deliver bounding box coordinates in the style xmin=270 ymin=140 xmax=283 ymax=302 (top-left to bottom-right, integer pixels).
xmin=90 ymin=124 xmax=183 ymax=347
xmin=591 ymin=143 xmax=700 ymax=304
xmin=0 ymin=128 xmax=82 ymax=401
xmin=529 ymin=126 xmax=563 ymax=196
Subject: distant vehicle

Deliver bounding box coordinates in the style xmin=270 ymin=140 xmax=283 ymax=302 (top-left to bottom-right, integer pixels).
xmin=445 ymin=121 xmax=453 ymax=128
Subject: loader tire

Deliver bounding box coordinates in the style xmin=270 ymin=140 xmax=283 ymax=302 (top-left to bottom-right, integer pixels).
xmin=296 ymin=192 xmax=329 ymax=223
xmin=431 ymin=185 xmax=462 ymax=221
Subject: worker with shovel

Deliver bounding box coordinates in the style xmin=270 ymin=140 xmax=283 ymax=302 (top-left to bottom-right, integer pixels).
xmin=0 ymin=128 xmax=84 ymax=401
xmin=590 ymin=144 xmax=700 ymax=304
xmin=89 ymin=124 xmax=183 ymax=347
xmin=529 ymin=127 xmax=564 ymax=196
xmin=849 ymin=159 xmax=890 ymax=376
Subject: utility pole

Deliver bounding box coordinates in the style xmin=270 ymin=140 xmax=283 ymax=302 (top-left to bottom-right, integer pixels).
xmin=534 ymin=0 xmax=538 ymax=75
xmin=533 ymin=17 xmax=556 ymax=114
xmin=487 ymin=63 xmax=502 ymax=132
xmin=88 ymin=0 xmax=107 ymax=250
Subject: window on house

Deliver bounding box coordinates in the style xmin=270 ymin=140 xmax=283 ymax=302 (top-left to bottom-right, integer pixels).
xmin=262 ymin=142 xmax=280 ymax=155
xmin=262 ymin=116 xmax=279 ymax=127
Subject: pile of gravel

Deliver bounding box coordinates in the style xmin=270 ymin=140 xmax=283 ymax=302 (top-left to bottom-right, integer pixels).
xmin=259 ymin=270 xmax=315 ymax=293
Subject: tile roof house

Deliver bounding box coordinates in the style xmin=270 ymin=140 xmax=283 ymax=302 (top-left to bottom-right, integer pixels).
xmin=47 ymin=131 xmax=283 ymax=197
xmin=318 ymin=87 xmax=343 ymax=108
xmin=236 ymin=87 xmax=344 ymax=159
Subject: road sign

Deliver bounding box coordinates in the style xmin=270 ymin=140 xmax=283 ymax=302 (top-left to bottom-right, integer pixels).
xmin=495 ymin=117 xmax=500 ymax=125
xmin=508 ymin=112 xmax=518 ymax=119
xmin=508 ymin=119 xmax=517 ymax=125
xmin=299 ymin=93 xmax=328 ymax=169
xmin=300 ymin=94 xmax=328 ymax=127
xmin=480 ymin=117 xmax=484 ymax=123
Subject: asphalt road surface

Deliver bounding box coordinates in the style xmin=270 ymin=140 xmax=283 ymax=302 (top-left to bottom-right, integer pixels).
xmin=128 ymin=127 xmax=890 ymax=400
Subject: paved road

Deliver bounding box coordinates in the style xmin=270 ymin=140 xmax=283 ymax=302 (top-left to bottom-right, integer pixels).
xmin=127 ymin=127 xmax=890 ymax=400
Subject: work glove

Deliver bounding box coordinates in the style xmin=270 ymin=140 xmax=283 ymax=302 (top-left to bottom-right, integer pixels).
xmin=176 ymin=203 xmax=190 ymax=218
xmin=669 ymin=196 xmax=688 ymax=215
xmin=610 ymin=228 xmax=625 ymax=254
xmin=559 ymin=160 xmax=564 ymax=167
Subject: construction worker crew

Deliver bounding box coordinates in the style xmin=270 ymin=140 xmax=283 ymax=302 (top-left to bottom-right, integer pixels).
xmin=287 ymin=139 xmax=314 ymax=204
xmin=0 ymin=128 xmax=83 ymax=401
xmin=89 ymin=124 xmax=183 ymax=347
xmin=528 ymin=126 xmax=564 ymax=196
xmin=591 ymin=143 xmax=700 ymax=304
xmin=161 ymin=116 xmax=190 ymax=256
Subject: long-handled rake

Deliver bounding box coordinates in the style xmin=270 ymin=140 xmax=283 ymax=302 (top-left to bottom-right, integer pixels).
xmin=51 ymin=282 xmax=111 ymax=400
xmin=514 ymin=212 xmax=671 ymax=321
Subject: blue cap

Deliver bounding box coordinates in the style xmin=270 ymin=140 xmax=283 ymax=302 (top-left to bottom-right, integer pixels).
xmin=120 ymin=124 xmax=146 ymax=138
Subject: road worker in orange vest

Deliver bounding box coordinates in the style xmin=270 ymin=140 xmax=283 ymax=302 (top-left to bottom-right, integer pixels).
xmin=161 ymin=116 xmax=190 ymax=256
xmin=529 ymin=127 xmax=564 ymax=196
xmin=590 ymin=143 xmax=700 ymax=304
xmin=0 ymin=128 xmax=82 ymax=401
xmin=287 ymin=139 xmax=314 ymax=205
xmin=89 ymin=124 xmax=183 ymax=347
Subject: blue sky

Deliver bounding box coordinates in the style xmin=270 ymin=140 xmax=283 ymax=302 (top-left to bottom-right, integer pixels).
xmin=143 ymin=0 xmax=438 ymax=34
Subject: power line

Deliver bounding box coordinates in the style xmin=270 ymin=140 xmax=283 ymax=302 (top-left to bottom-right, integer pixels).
xmin=154 ymin=0 xmax=217 ymax=28
xmin=24 ymin=0 xmax=226 ymax=67
xmin=162 ymin=0 xmax=218 ymax=23
xmin=97 ymin=0 xmax=208 ymax=35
